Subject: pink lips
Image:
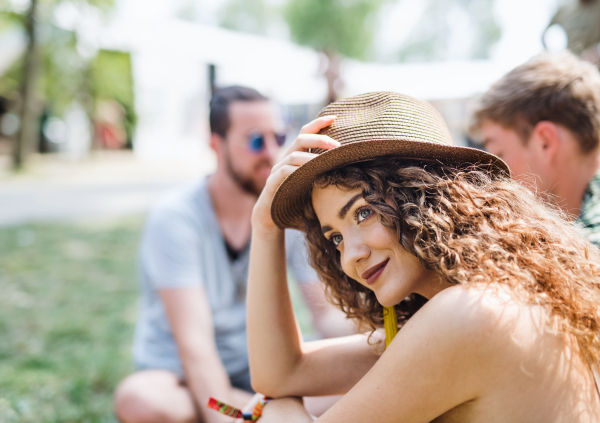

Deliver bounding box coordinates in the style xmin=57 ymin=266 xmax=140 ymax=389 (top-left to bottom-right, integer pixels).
xmin=361 ymin=258 xmax=389 ymax=286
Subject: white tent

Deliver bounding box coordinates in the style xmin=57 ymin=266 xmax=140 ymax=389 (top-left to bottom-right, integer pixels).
xmin=1 ymin=0 xmax=557 ymax=163
xmin=98 ymin=18 xmax=524 ymax=161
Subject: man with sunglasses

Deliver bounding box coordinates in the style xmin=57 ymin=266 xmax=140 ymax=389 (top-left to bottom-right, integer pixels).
xmin=114 ymin=86 xmax=352 ymax=423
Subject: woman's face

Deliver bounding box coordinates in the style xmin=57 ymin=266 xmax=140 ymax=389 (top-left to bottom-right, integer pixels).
xmin=312 ymin=185 xmax=445 ymax=306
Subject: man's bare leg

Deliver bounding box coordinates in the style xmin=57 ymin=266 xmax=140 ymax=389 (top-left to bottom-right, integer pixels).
xmin=114 ymin=370 xmax=252 ymax=423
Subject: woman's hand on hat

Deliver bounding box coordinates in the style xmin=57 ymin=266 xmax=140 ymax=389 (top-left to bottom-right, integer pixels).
xmin=252 ymin=115 xmax=340 ymax=236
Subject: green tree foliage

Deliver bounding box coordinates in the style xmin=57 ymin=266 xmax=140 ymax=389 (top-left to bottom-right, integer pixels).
xmin=0 ymin=0 xmax=121 ymax=169
xmin=283 ymin=0 xmax=388 ymax=61
xmin=216 ymin=0 xmax=390 ymax=102
xmin=218 ymin=0 xmax=274 ymax=36
xmin=397 ymin=0 xmax=501 ymax=62
xmin=41 ymin=24 xmax=87 ymax=116
xmin=0 ymin=53 xmax=23 ymax=97
xmin=0 ymin=0 xmax=115 ymax=114
xmin=217 ymin=0 xmax=500 ymax=63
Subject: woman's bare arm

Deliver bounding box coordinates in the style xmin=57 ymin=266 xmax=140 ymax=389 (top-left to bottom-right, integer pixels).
xmin=255 ymin=286 xmax=507 ymax=422
xmin=247 ymin=116 xmax=379 ymax=397
xmin=247 ymin=230 xmax=378 ymax=396
xmin=246 ymin=227 xmax=302 ymax=395
xmin=260 ymin=397 xmax=315 ymax=423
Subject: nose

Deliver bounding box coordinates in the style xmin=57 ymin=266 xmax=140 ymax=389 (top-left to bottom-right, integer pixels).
xmin=340 ymin=234 xmax=370 ymax=278
xmin=263 ymin=134 xmax=282 ymax=161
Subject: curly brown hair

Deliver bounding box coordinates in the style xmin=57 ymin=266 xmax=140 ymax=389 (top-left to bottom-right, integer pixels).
xmin=301 ymin=158 xmax=600 ymax=366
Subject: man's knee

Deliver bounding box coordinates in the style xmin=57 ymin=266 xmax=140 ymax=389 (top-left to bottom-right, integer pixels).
xmin=114 ymin=375 xmax=166 ymax=423
xmin=114 ymin=372 xmax=196 ymax=423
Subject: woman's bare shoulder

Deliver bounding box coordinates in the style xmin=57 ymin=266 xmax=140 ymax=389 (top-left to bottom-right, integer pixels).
xmin=404 ymin=284 xmax=559 ymax=359
xmin=375 ymin=284 xmax=565 ymax=408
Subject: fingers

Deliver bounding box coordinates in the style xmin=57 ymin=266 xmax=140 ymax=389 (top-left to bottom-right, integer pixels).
xmin=299 ymin=115 xmax=336 ymax=135
xmin=252 ymin=116 xmax=338 ymax=230
xmin=271 ymin=151 xmax=315 ymax=175
xmin=267 ymin=164 xmax=298 ymax=188
xmin=287 ymin=134 xmax=340 ymax=154
xmin=281 ymin=116 xmax=339 ymax=159
xmin=255 ymin=115 xmax=340 ymax=228
xmin=259 ymin=164 xmax=300 ymax=204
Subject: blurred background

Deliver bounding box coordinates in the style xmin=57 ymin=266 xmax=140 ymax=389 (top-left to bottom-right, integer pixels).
xmin=0 ymin=0 xmax=598 ymax=421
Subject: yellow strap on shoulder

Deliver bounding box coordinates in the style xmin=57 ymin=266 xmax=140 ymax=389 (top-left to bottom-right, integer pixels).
xmin=383 ymin=306 xmax=398 ymax=347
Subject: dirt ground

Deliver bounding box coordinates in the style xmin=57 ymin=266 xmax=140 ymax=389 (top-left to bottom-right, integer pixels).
xmin=0 ymin=150 xmax=215 ymax=226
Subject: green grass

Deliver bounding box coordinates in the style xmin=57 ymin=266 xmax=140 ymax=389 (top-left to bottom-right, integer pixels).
xmin=0 ymin=217 xmax=143 ymax=423
xmin=0 ymin=216 xmax=314 ymax=422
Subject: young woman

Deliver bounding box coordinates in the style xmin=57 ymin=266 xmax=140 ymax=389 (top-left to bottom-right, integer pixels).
xmin=246 ymin=92 xmax=600 ymax=422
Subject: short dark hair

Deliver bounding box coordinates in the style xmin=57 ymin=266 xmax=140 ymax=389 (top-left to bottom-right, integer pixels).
xmin=209 ymin=86 xmax=268 ymax=138
xmin=470 ymin=51 xmax=600 ymax=153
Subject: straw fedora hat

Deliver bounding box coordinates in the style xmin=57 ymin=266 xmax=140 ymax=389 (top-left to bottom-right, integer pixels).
xmin=271 ymin=91 xmax=509 ymax=231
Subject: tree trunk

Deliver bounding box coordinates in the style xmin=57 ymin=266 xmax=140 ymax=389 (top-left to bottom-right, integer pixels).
xmin=13 ymin=0 xmax=39 ymax=170
xmin=323 ymin=49 xmax=343 ymax=104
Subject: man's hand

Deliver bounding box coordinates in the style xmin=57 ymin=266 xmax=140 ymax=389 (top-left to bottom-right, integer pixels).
xmin=161 ymin=287 xmax=251 ymax=423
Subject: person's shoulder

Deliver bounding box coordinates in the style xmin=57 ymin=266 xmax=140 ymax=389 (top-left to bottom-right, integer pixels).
xmin=154 ymin=178 xmax=209 ymax=212
xmin=579 ymin=172 xmax=600 ymax=246
xmin=577 ymin=172 xmax=600 ymax=245
xmin=423 ymin=283 xmax=523 ymax=317
xmin=409 ymin=284 xmax=549 ymax=352
xmin=409 ymin=285 xmax=504 ymax=335
xmin=143 ymin=178 xmax=214 ymax=237
xmin=149 ymin=178 xmax=210 ymax=221
xmin=383 ymin=285 xmax=531 ymax=390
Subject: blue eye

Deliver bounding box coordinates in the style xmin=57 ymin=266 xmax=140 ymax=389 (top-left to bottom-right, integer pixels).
xmin=330 ymin=234 xmax=343 ymax=246
xmin=357 ymin=208 xmax=372 ymax=222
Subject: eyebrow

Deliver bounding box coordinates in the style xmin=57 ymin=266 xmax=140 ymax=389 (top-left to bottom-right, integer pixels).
xmin=320 ymin=193 xmax=364 ymax=234
xmin=338 ymin=193 xmax=363 ymax=220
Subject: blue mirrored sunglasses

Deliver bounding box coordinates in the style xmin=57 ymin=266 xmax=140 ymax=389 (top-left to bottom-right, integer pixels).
xmin=248 ymin=132 xmax=286 ymax=153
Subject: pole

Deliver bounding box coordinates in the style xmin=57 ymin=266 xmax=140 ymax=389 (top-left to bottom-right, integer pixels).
xmin=13 ymin=0 xmax=39 ymax=170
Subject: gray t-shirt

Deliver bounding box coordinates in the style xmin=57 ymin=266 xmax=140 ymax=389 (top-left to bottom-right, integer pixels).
xmin=132 ymin=177 xmax=317 ymax=380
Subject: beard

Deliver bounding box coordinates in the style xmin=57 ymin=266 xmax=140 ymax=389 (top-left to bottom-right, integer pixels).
xmin=223 ymin=145 xmax=272 ymax=197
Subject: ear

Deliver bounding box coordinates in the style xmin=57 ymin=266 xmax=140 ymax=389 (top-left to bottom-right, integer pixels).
xmin=210 ymin=132 xmax=224 ymax=154
xmin=530 ymin=121 xmax=561 ymax=165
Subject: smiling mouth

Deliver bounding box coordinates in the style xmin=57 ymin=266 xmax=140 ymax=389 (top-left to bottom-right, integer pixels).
xmin=361 ymin=258 xmax=390 ymax=286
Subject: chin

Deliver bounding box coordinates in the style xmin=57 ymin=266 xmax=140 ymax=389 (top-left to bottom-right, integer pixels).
xmin=375 ymin=286 xmax=412 ymax=308
xmin=375 ymin=292 xmax=401 ymax=308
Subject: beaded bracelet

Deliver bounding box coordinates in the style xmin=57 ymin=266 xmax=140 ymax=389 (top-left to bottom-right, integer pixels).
xmin=207 ymin=395 xmax=271 ymax=421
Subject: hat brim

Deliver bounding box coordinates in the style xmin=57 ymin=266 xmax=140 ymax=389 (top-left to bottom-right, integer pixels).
xmin=271 ymin=139 xmax=510 ymax=230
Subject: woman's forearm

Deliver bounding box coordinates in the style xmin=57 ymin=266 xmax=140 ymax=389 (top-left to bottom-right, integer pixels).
xmin=246 ymin=115 xmax=341 ymax=397
xmin=247 ymin=227 xmax=304 ymax=396
xmin=260 ymin=397 xmax=315 ymax=423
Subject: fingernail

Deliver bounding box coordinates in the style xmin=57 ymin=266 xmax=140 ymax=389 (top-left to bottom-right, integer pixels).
xmin=328 ymin=140 xmax=341 ymax=147
xmin=322 ymin=115 xmax=336 ymax=120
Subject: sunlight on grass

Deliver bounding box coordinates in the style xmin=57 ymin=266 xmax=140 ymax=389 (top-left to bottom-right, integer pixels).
xmin=0 ymin=217 xmax=143 ymax=422
xmin=0 ymin=216 xmax=314 ymax=422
